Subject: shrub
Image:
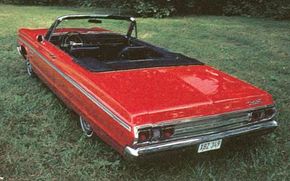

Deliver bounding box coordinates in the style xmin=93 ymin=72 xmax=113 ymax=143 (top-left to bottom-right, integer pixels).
xmin=134 ymin=1 xmax=175 ymax=18
xmin=223 ymin=0 xmax=290 ymax=19
xmin=0 ymin=0 xmax=289 ymax=19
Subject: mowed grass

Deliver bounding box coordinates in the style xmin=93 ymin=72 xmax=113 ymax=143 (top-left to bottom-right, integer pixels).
xmin=0 ymin=4 xmax=289 ymax=180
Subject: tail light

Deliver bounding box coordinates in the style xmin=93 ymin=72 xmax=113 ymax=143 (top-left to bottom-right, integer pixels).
xmin=137 ymin=126 xmax=175 ymax=143
xmin=250 ymin=107 xmax=276 ymax=122
xmin=264 ymin=107 xmax=276 ymax=119
xmin=161 ymin=126 xmax=175 ymax=139
xmin=250 ymin=110 xmax=263 ymax=122
xmin=138 ymin=129 xmax=151 ymax=143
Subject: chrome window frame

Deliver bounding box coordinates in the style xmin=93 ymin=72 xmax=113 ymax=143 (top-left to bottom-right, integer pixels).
xmin=45 ymin=14 xmax=137 ymax=41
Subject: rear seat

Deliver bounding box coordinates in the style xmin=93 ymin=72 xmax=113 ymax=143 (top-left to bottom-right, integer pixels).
xmin=70 ymin=46 xmax=100 ymax=58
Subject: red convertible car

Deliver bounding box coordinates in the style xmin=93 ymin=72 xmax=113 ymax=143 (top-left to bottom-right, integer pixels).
xmin=17 ymin=15 xmax=278 ymax=158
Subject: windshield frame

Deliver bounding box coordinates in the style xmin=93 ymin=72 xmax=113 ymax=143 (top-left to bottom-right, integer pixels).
xmin=45 ymin=14 xmax=137 ymax=41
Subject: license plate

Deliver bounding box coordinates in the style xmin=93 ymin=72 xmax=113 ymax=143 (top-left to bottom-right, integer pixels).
xmin=198 ymin=139 xmax=222 ymax=153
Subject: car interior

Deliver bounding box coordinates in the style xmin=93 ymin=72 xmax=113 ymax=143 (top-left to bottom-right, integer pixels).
xmin=49 ymin=31 xmax=203 ymax=72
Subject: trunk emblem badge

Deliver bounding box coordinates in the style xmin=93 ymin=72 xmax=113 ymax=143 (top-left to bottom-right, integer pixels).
xmin=248 ymin=99 xmax=262 ymax=106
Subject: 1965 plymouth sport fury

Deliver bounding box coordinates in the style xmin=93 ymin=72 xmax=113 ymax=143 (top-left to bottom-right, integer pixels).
xmin=17 ymin=15 xmax=278 ymax=158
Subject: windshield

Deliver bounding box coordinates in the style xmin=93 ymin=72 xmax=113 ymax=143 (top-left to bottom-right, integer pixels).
xmin=55 ymin=18 xmax=131 ymax=35
xmin=45 ymin=15 xmax=137 ymax=41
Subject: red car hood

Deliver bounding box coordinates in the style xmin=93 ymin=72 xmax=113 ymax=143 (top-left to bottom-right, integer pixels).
xmin=88 ymin=65 xmax=273 ymax=125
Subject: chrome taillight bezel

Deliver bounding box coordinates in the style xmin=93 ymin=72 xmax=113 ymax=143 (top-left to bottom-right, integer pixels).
xmin=250 ymin=107 xmax=276 ymax=122
xmin=136 ymin=126 xmax=175 ymax=143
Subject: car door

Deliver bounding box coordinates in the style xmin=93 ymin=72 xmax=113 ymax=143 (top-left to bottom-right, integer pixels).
xmin=29 ymin=39 xmax=57 ymax=87
xmin=37 ymin=40 xmax=86 ymax=111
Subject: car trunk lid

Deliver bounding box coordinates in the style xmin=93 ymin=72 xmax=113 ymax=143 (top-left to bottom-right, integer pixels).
xmin=88 ymin=65 xmax=273 ymax=125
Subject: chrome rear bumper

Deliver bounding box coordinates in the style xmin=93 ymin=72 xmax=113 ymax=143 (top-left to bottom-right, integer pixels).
xmin=124 ymin=120 xmax=278 ymax=158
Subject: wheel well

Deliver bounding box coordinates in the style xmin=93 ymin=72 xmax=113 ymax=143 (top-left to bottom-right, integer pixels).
xmin=20 ymin=45 xmax=27 ymax=60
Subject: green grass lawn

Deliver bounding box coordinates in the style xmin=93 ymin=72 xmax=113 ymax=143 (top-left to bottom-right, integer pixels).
xmin=0 ymin=4 xmax=289 ymax=180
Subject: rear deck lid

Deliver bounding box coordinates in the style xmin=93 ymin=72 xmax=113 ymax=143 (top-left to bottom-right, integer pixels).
xmin=88 ymin=65 xmax=273 ymax=125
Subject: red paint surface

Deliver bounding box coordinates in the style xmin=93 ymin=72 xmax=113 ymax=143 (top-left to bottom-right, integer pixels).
xmin=18 ymin=28 xmax=274 ymax=154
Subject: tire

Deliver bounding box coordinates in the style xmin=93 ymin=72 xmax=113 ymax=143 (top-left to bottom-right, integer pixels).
xmin=80 ymin=116 xmax=94 ymax=138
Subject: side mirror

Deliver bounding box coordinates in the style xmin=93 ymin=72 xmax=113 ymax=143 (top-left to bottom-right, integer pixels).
xmin=36 ymin=35 xmax=44 ymax=43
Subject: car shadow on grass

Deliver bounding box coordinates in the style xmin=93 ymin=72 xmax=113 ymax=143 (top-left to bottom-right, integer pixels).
xmin=120 ymin=135 xmax=274 ymax=171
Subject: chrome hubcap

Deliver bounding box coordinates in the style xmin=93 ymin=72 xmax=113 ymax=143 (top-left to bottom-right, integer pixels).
xmin=80 ymin=116 xmax=93 ymax=138
xmin=26 ymin=60 xmax=33 ymax=76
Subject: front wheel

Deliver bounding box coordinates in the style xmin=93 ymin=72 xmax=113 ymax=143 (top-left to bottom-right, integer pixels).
xmin=80 ymin=116 xmax=94 ymax=138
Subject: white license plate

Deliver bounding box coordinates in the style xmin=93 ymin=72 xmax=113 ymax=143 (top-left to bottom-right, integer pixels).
xmin=198 ymin=139 xmax=222 ymax=153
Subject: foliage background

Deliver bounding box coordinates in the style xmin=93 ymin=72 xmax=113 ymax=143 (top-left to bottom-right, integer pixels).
xmin=0 ymin=0 xmax=289 ymax=18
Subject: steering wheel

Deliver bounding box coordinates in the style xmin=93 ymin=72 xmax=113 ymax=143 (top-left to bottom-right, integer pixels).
xmin=61 ymin=32 xmax=84 ymax=51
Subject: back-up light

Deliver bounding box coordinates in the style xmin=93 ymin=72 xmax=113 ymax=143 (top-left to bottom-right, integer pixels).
xmin=138 ymin=126 xmax=175 ymax=143
xmin=250 ymin=107 xmax=276 ymax=122
xmin=151 ymin=128 xmax=161 ymax=141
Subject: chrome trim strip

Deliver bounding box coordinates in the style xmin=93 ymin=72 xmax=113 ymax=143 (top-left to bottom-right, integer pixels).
xmin=18 ymin=38 xmax=131 ymax=131
xmin=125 ymin=120 xmax=278 ymax=157
xmin=56 ymin=14 xmax=135 ymax=22
xmin=57 ymin=14 xmax=110 ymax=21
xmin=46 ymin=14 xmax=136 ymax=41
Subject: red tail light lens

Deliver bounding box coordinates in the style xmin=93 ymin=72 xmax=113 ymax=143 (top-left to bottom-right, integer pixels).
xmin=138 ymin=129 xmax=151 ymax=143
xmin=161 ymin=126 xmax=175 ymax=139
xmin=251 ymin=110 xmax=263 ymax=122
xmin=264 ymin=107 xmax=276 ymax=119
xmin=250 ymin=107 xmax=276 ymax=122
